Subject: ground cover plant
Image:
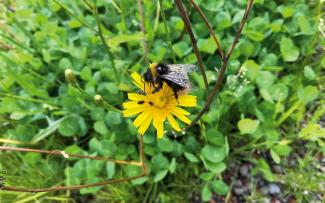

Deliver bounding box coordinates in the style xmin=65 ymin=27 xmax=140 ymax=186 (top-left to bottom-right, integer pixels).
xmin=0 ymin=0 xmax=324 ymax=202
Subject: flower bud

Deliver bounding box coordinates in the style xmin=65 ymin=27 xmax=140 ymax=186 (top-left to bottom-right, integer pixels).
xmin=65 ymin=69 xmax=76 ymax=84
xmin=94 ymin=94 xmax=103 ymax=105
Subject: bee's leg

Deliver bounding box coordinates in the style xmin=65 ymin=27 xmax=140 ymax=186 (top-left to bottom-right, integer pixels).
xmin=172 ymin=89 xmax=179 ymax=104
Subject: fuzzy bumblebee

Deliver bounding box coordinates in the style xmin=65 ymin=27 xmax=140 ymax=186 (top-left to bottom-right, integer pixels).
xmin=143 ymin=63 xmax=197 ymax=100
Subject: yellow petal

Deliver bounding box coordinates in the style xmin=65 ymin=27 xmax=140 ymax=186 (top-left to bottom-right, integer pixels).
xmin=178 ymin=95 xmax=197 ymax=107
xmin=167 ymin=114 xmax=181 ymax=132
xmin=123 ymin=101 xmax=142 ymax=109
xmin=131 ymin=72 xmax=145 ymax=90
xmin=153 ymin=116 xmax=164 ymax=138
xmin=128 ymin=93 xmax=146 ymax=101
xmin=170 ymin=106 xmax=191 ymax=116
xmin=171 ymin=111 xmax=191 ymax=124
xmin=123 ymin=107 xmax=145 ymax=117
xmin=133 ymin=106 xmax=152 ymax=127
xmin=138 ymin=113 xmax=153 ymax=135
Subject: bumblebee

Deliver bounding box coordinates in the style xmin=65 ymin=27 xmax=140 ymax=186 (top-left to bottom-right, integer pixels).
xmin=143 ymin=63 xmax=197 ymax=99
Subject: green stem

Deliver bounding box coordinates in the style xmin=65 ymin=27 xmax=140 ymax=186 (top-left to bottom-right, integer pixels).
xmin=276 ymin=101 xmax=301 ymax=126
xmin=71 ymin=85 xmax=121 ymax=113
xmin=0 ymin=33 xmax=34 ymax=54
xmin=159 ymin=0 xmax=176 ymax=63
xmin=93 ymin=3 xmax=120 ymax=83
xmin=0 ymin=93 xmax=58 ymax=107
xmin=51 ymin=0 xmax=98 ymax=33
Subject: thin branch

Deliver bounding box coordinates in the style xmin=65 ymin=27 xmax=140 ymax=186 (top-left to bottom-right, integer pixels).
xmin=189 ymin=0 xmax=225 ymax=59
xmin=93 ymin=3 xmax=120 ymax=83
xmin=188 ymin=0 xmax=254 ymax=128
xmin=0 ymin=146 xmax=142 ymax=166
xmin=159 ymin=0 xmax=177 ymax=63
xmin=2 ymin=175 xmax=145 ymax=192
xmin=175 ymin=0 xmax=209 ymax=98
xmin=0 ymin=136 xmax=147 ymax=192
xmin=137 ymin=0 xmax=148 ymax=63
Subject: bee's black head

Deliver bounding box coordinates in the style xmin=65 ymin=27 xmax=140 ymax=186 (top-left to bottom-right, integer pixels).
xmin=156 ymin=64 xmax=168 ymax=75
xmin=143 ymin=69 xmax=153 ymax=83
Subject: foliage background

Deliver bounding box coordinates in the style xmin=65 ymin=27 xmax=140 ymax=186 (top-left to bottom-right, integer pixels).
xmin=0 ymin=0 xmax=324 ymax=202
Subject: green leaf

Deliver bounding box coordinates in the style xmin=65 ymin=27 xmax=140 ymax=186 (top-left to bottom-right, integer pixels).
xmin=215 ymin=12 xmax=232 ymax=30
xmin=269 ymin=84 xmax=289 ymax=101
xmin=201 ymin=184 xmax=212 ymax=202
xmin=303 ymin=66 xmax=316 ymax=80
xmin=298 ymin=86 xmax=318 ymax=104
xmin=205 ymin=129 xmax=225 ymax=146
xmin=198 ymin=37 xmax=217 ymax=54
xmin=106 ymin=162 xmax=115 ymax=179
xmin=203 ymin=161 xmax=226 ymax=174
xmin=89 ymin=138 xmax=101 ymax=152
xmin=299 ymin=124 xmax=325 ymax=141
xmin=297 ymin=14 xmax=313 ymax=35
xmin=184 ymin=152 xmax=199 ymax=163
xmin=200 ymin=172 xmax=214 ymax=181
xmin=201 ymin=145 xmax=226 ymax=163
xmin=260 ymin=89 xmax=273 ymax=103
xmin=80 ymin=66 xmax=92 ymax=80
xmin=280 ymin=36 xmax=299 ymax=62
xmin=106 ymin=33 xmax=144 ymax=50
xmin=238 ymin=118 xmax=260 ymax=134
xmin=245 ymin=30 xmax=264 ymax=41
xmin=93 ymin=121 xmax=109 ymax=135
xmin=169 ymin=158 xmax=176 ymax=173
xmin=32 ymin=117 xmax=65 ymax=143
xmin=58 ymin=116 xmax=80 ymax=137
xmin=272 ymin=144 xmax=292 ymax=156
xmin=172 ymin=41 xmax=190 ymax=57
xmin=151 ymin=153 xmax=169 ymax=172
xmin=243 ymin=60 xmax=260 ymax=80
xmin=105 ymin=111 xmax=122 ymax=126
xmin=154 ymin=170 xmax=168 ymax=182
xmin=279 ymin=6 xmax=293 ymax=18
xmin=270 ymin=149 xmax=281 ymax=164
xmin=253 ymin=159 xmax=274 ymax=182
xmin=158 ymin=138 xmax=174 ymax=152
xmin=59 ymin=57 xmax=72 ymax=70
xmin=210 ymin=180 xmax=228 ymax=196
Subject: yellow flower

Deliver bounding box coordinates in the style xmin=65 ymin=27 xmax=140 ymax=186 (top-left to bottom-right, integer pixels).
xmin=123 ymin=72 xmax=197 ymax=138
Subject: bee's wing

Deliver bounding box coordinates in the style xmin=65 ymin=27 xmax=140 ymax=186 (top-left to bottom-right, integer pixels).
xmin=160 ymin=64 xmax=196 ymax=88
xmin=174 ymin=64 xmax=198 ymax=73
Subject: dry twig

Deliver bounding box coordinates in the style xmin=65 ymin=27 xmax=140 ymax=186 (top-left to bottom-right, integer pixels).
xmin=138 ymin=0 xmax=148 ymax=63
xmin=175 ymin=0 xmax=209 ymax=98
xmin=188 ymin=0 xmax=254 ymax=128
xmin=0 ymin=136 xmax=147 ymax=192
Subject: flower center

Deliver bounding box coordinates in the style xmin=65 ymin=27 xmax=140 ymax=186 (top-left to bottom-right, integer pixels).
xmin=147 ymin=91 xmax=168 ymax=108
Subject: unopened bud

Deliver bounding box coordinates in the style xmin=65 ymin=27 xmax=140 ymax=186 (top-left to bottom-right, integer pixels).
xmin=94 ymin=94 xmax=103 ymax=105
xmin=65 ymin=69 xmax=76 ymax=84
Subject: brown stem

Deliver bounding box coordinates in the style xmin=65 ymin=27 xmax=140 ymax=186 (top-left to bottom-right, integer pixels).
xmin=187 ymin=0 xmax=254 ymax=128
xmin=0 ymin=146 xmax=142 ymax=166
xmin=1 ymin=175 xmax=145 ymax=192
xmin=139 ymin=135 xmax=147 ymax=175
xmin=189 ymin=0 xmax=225 ymax=59
xmin=137 ymin=0 xmax=148 ymax=63
xmin=175 ymin=0 xmax=209 ymax=98
xmin=0 ymin=136 xmax=147 ymax=192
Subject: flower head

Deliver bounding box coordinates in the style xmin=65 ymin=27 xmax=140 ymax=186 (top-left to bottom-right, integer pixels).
xmin=123 ymin=72 xmax=197 ymax=138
